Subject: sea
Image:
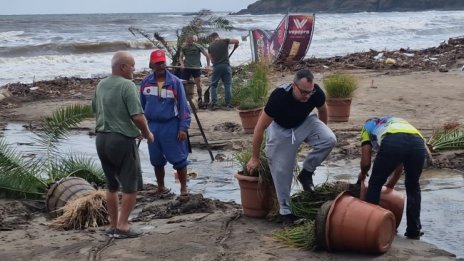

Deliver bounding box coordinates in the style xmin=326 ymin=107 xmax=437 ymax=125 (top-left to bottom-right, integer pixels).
xmin=1 ymin=11 xmax=464 ymax=258
xmin=0 ymin=10 xmax=464 ymax=86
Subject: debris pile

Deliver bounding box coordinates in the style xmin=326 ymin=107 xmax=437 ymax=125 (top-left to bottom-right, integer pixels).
xmin=281 ymin=36 xmax=464 ymax=72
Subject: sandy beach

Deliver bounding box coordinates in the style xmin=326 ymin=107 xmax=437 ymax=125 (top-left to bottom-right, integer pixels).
xmin=1 ymin=45 xmax=464 ymax=260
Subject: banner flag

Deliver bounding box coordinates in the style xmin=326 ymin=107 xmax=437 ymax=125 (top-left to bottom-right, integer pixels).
xmin=250 ymin=14 xmax=315 ymax=63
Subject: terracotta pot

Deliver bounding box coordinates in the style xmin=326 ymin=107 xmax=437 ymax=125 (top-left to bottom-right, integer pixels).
xmin=315 ymin=200 xmax=333 ymax=250
xmin=360 ymin=180 xmax=405 ymax=228
xmin=325 ymin=192 xmax=396 ymax=254
xmin=326 ymin=98 xmax=352 ymax=122
xmin=234 ymin=173 xmax=272 ymax=218
xmin=237 ymin=107 xmax=263 ymax=134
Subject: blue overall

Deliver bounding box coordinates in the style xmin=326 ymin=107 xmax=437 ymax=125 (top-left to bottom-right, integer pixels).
xmin=140 ymin=70 xmax=191 ymax=169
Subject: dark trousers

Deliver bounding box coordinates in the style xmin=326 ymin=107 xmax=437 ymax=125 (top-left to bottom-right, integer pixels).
xmin=366 ymin=133 xmax=426 ymax=235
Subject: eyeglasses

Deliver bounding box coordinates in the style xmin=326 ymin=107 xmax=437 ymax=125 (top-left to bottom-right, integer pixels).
xmin=293 ymin=81 xmax=316 ymax=96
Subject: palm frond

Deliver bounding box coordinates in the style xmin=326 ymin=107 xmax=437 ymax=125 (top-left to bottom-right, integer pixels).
xmin=48 ymin=154 xmax=105 ymax=185
xmin=207 ymin=16 xmax=234 ymax=31
xmin=34 ymin=104 xmax=93 ymax=153
xmin=428 ymin=128 xmax=464 ymax=150
xmin=128 ymin=26 xmax=167 ymax=54
xmin=1 ymin=104 xmax=97 ymax=199
xmin=154 ymin=32 xmax=176 ymax=59
xmin=0 ymin=138 xmax=47 ymax=198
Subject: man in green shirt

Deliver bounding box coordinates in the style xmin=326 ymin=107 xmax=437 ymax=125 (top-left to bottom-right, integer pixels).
xmin=179 ymin=35 xmax=211 ymax=104
xmin=92 ymin=51 xmax=154 ymax=239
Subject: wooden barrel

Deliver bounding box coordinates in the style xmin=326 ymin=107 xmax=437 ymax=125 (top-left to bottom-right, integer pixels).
xmin=46 ymin=177 xmax=96 ymax=218
xmin=184 ymin=81 xmax=195 ymax=101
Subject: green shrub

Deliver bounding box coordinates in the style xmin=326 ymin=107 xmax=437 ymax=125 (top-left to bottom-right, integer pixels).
xmin=233 ymin=137 xmax=272 ymax=185
xmin=234 ymin=62 xmax=270 ymax=110
xmin=322 ymin=72 xmax=358 ymax=98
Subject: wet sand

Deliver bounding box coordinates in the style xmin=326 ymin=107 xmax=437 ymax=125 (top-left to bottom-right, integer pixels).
xmin=1 ymin=63 xmax=464 ymax=259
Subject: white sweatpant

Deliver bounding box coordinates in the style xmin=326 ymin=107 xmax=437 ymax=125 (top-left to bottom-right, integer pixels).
xmin=265 ymin=114 xmax=336 ymax=215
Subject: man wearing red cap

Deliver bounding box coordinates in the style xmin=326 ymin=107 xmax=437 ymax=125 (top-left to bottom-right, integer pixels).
xmin=140 ymin=49 xmax=191 ymax=195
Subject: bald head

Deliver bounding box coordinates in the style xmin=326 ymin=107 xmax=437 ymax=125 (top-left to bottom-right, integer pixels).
xmin=111 ymin=51 xmax=135 ymax=79
xmin=112 ymin=51 xmax=132 ymax=69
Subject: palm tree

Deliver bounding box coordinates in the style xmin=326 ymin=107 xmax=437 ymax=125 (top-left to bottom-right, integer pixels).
xmin=129 ymin=10 xmax=234 ymax=66
xmin=0 ymin=104 xmax=105 ymax=199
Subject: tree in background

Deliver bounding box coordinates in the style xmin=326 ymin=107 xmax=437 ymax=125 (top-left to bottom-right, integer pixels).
xmin=129 ymin=10 xmax=233 ymax=66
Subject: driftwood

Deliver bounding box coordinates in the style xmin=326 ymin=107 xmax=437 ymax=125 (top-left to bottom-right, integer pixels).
xmin=2 ymin=37 xmax=463 ymax=105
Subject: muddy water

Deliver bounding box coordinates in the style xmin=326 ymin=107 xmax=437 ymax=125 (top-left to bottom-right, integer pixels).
xmin=2 ymin=123 xmax=463 ymax=258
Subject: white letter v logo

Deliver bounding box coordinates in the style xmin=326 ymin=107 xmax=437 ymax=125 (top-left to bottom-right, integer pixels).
xmin=293 ymin=18 xmax=308 ymax=29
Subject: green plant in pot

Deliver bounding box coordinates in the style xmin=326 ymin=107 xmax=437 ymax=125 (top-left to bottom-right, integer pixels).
xmin=233 ymin=62 xmax=270 ymax=133
xmin=233 ymin=140 xmax=272 ymax=184
xmin=322 ymin=72 xmax=358 ymax=122
xmin=233 ymin=138 xmax=277 ymax=219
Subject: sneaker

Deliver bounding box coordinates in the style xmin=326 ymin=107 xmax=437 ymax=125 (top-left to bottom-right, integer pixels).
xmin=114 ymin=228 xmax=142 ymax=239
xmin=224 ymin=104 xmax=234 ymax=111
xmin=104 ymin=227 xmax=115 ymax=238
xmin=404 ymin=231 xmax=424 ymax=240
xmin=281 ymin=214 xmax=296 ymax=228
xmin=297 ymin=169 xmax=315 ymax=192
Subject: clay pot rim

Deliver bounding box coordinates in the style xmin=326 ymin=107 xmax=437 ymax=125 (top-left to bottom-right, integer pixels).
xmin=237 ymin=106 xmax=264 ymax=113
xmin=324 ymin=191 xmax=351 ymax=251
xmin=326 ymin=97 xmax=353 ymax=101
xmin=234 ymin=172 xmax=259 ymax=182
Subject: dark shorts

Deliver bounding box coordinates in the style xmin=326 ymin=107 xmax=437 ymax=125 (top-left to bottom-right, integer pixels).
xmin=96 ymin=132 xmax=140 ymax=193
xmin=182 ymin=68 xmax=201 ymax=80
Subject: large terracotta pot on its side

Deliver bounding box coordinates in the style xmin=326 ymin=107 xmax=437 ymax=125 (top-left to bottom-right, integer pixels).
xmin=315 ymin=200 xmax=333 ymax=250
xmin=360 ymin=180 xmax=405 ymax=228
xmin=237 ymin=107 xmax=263 ymax=134
xmin=326 ymin=98 xmax=352 ymax=122
xmin=234 ymin=173 xmax=273 ymax=218
xmin=325 ymin=192 xmax=396 ymax=254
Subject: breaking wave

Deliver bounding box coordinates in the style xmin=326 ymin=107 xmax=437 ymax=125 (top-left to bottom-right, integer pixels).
xmin=0 ymin=40 xmax=155 ymax=57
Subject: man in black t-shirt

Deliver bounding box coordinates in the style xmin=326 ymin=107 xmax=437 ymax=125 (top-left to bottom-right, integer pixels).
xmin=207 ymin=32 xmax=239 ymax=110
xmin=246 ymin=69 xmax=336 ymax=227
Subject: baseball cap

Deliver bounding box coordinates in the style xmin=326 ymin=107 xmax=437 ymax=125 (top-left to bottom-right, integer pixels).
xmin=150 ymin=50 xmax=166 ymax=63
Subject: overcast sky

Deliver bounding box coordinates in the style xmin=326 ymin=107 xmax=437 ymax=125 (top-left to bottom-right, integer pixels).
xmin=0 ymin=0 xmax=258 ymax=15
